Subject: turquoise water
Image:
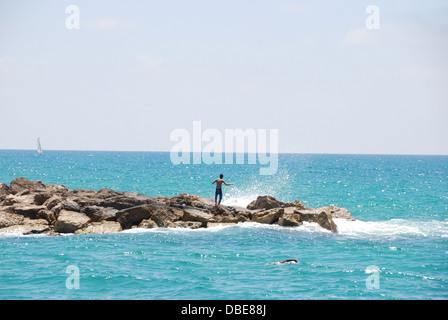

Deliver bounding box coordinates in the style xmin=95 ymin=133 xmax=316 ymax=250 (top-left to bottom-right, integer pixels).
xmin=0 ymin=150 xmax=447 ymax=299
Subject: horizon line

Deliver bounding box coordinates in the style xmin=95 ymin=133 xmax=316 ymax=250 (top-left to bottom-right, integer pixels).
xmin=0 ymin=148 xmax=447 ymax=157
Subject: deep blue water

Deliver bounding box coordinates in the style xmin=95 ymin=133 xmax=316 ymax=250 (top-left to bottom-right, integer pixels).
xmin=0 ymin=150 xmax=447 ymax=299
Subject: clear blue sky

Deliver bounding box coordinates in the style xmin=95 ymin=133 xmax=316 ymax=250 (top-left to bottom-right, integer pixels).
xmin=1 ymin=0 xmax=447 ymax=154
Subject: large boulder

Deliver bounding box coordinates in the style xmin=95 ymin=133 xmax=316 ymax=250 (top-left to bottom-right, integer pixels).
xmin=9 ymin=177 xmax=45 ymax=194
xmin=313 ymin=209 xmax=338 ymax=233
xmin=182 ymin=207 xmax=213 ymax=227
xmin=0 ymin=209 xmax=25 ymax=228
xmin=76 ymin=221 xmax=122 ymax=234
xmin=278 ymin=212 xmax=302 ymax=227
xmin=247 ymin=196 xmax=284 ymax=210
xmin=0 ymin=218 xmax=50 ymax=235
xmin=45 ymin=184 xmax=69 ymax=195
xmin=327 ymin=206 xmax=355 ymax=221
xmin=168 ymin=193 xmax=215 ymax=209
xmin=174 ymin=220 xmax=203 ymax=229
xmin=116 ymin=205 xmax=154 ymax=229
xmin=0 ymin=183 xmax=10 ymax=197
xmin=150 ymin=208 xmax=178 ymax=227
xmin=284 ymin=200 xmax=309 ymax=210
xmin=81 ymin=206 xmax=118 ymax=222
xmin=138 ymin=219 xmax=158 ymax=229
xmin=54 ymin=210 xmax=91 ymax=233
xmin=252 ymin=208 xmax=284 ymax=224
xmin=12 ymin=204 xmax=47 ymax=219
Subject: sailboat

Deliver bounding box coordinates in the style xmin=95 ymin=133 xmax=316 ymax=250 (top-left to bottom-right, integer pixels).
xmin=37 ymin=137 xmax=44 ymax=155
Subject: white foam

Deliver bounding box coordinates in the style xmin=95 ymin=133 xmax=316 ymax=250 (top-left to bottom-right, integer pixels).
xmin=335 ymin=218 xmax=448 ymax=239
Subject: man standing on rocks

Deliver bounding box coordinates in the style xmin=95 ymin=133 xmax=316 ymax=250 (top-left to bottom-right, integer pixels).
xmin=212 ymin=174 xmax=233 ymax=206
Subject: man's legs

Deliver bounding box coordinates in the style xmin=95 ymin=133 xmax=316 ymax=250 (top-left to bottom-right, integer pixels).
xmin=215 ymin=189 xmax=222 ymax=206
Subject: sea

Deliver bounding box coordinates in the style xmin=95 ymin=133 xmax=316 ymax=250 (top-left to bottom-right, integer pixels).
xmin=0 ymin=150 xmax=447 ymax=300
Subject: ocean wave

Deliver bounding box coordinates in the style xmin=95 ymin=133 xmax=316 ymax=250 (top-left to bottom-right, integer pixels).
xmin=1 ymin=219 xmax=446 ymax=239
xmin=335 ymin=218 xmax=448 ymax=239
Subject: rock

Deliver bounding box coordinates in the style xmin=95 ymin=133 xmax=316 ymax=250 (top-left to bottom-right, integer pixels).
xmin=252 ymin=208 xmax=284 ymax=224
xmin=150 ymin=208 xmax=178 ymax=227
xmin=54 ymin=210 xmax=91 ymax=233
xmin=43 ymin=196 xmax=62 ymax=210
xmin=138 ymin=219 xmax=158 ymax=229
xmin=182 ymin=207 xmax=213 ymax=227
xmin=116 ymin=205 xmax=155 ymax=229
xmin=22 ymin=218 xmax=50 ymax=234
xmin=61 ymin=200 xmax=80 ymax=212
xmin=0 ymin=183 xmax=10 ymax=197
xmin=168 ymin=193 xmax=215 ymax=209
xmin=45 ymin=184 xmax=69 ymax=195
xmin=278 ymin=212 xmax=302 ymax=227
xmin=34 ymin=192 xmax=52 ymax=205
xmin=12 ymin=204 xmax=47 ymax=219
xmin=4 ymin=194 xmax=35 ymax=206
xmin=313 ymin=209 xmax=338 ymax=233
xmin=36 ymin=209 xmax=56 ymax=224
xmin=0 ymin=218 xmax=50 ymax=235
xmin=9 ymin=177 xmax=45 ymax=194
xmin=174 ymin=221 xmax=203 ymax=229
xmin=81 ymin=206 xmax=118 ymax=222
xmin=0 ymin=209 xmax=25 ymax=228
xmin=76 ymin=221 xmax=123 ymax=234
xmin=284 ymin=200 xmax=309 ymax=210
xmin=247 ymin=196 xmax=284 ymax=210
xmin=328 ymin=206 xmax=355 ymax=221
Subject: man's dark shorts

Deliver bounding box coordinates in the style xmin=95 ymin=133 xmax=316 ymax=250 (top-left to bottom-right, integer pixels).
xmin=215 ymin=188 xmax=222 ymax=200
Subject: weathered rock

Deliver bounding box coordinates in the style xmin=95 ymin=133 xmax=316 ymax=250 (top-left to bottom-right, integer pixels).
xmin=252 ymin=208 xmax=284 ymax=224
xmin=76 ymin=221 xmax=122 ymax=234
xmin=34 ymin=192 xmax=52 ymax=205
xmin=168 ymin=193 xmax=215 ymax=209
xmin=138 ymin=219 xmax=158 ymax=229
xmin=150 ymin=208 xmax=178 ymax=227
xmin=0 ymin=183 xmax=10 ymax=197
xmin=116 ymin=205 xmax=154 ymax=229
xmin=12 ymin=204 xmax=47 ymax=219
xmin=247 ymin=196 xmax=284 ymax=210
xmin=174 ymin=220 xmax=203 ymax=229
xmin=283 ymin=200 xmax=309 ymax=210
xmin=43 ymin=196 xmax=62 ymax=210
xmin=327 ymin=206 xmax=355 ymax=221
xmin=61 ymin=200 xmax=80 ymax=212
xmin=182 ymin=207 xmax=213 ymax=227
xmin=45 ymin=184 xmax=69 ymax=195
xmin=22 ymin=218 xmax=50 ymax=234
xmin=0 ymin=221 xmax=50 ymax=235
xmin=54 ymin=210 xmax=90 ymax=233
xmin=278 ymin=212 xmax=302 ymax=227
xmin=313 ymin=209 xmax=338 ymax=233
xmin=81 ymin=206 xmax=118 ymax=222
xmin=9 ymin=177 xmax=45 ymax=194
xmin=4 ymin=194 xmax=35 ymax=207
xmin=36 ymin=209 xmax=56 ymax=224
xmin=0 ymin=209 xmax=24 ymax=228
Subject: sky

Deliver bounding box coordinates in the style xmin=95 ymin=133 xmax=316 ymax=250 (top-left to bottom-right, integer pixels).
xmin=0 ymin=0 xmax=447 ymax=155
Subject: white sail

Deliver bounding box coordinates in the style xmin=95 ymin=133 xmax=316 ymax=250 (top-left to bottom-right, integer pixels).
xmin=37 ymin=138 xmax=43 ymax=155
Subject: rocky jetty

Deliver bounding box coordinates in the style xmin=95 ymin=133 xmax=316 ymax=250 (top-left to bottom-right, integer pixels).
xmin=0 ymin=178 xmax=355 ymax=236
